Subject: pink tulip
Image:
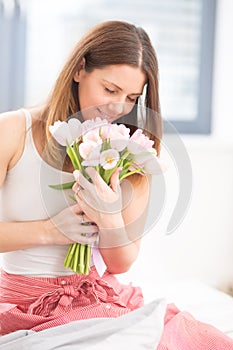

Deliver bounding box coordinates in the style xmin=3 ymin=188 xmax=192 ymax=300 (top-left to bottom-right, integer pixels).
xmin=79 ymin=140 xmax=100 ymax=160
xmin=101 ymin=124 xmax=130 ymax=151
xmin=128 ymin=129 xmax=154 ymax=154
xmin=81 ymin=145 xmax=101 ymax=167
xmin=82 ymin=128 xmax=102 ymax=145
xmin=81 ymin=117 xmax=107 ymax=136
xmin=133 ymin=151 xmax=167 ymax=175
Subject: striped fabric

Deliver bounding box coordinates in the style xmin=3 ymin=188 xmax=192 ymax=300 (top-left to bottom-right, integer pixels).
xmin=2 ymin=268 xmax=232 ymax=349
xmin=0 ymin=267 xmax=143 ymax=335
xmin=157 ymin=304 xmax=233 ymax=349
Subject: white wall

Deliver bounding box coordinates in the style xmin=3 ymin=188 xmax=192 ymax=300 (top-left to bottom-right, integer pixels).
xmin=120 ymin=0 xmax=233 ymax=294
xmin=119 ymin=141 xmax=233 ymax=294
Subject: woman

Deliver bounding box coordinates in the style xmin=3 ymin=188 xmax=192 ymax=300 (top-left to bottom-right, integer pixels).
xmin=0 ymin=20 xmax=162 ymax=334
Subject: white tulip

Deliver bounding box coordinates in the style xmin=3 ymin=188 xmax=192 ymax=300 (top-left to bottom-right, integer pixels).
xmin=100 ymin=149 xmax=120 ymax=170
xmin=49 ymin=118 xmax=82 ymax=146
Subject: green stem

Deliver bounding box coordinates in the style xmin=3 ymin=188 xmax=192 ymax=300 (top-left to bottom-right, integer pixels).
xmin=72 ymin=243 xmax=80 ymax=273
xmin=120 ymin=168 xmax=144 ymax=180
xmin=78 ymin=244 xmax=85 ymax=274
xmin=64 ymin=244 xmax=73 ymax=266
xmin=64 ymin=243 xmax=77 ymax=268
xmin=120 ymin=150 xmax=130 ymax=160
xmin=66 ymin=141 xmax=81 ymax=170
xmin=84 ymin=245 xmax=91 ymax=275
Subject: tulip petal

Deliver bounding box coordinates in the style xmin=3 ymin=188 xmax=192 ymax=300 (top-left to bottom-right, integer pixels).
xmin=100 ymin=149 xmax=120 ymax=170
xmin=49 ymin=121 xmax=70 ymax=146
xmin=68 ymin=118 xmax=82 ymax=141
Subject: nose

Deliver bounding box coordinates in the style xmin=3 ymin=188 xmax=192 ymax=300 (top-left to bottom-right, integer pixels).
xmin=107 ymin=100 xmax=134 ymax=119
xmin=107 ymin=102 xmax=124 ymax=117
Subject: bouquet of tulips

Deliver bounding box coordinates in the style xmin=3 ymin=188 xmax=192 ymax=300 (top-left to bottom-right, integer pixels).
xmin=49 ymin=117 xmax=161 ymax=274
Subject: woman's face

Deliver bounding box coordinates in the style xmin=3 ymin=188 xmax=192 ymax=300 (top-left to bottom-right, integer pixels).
xmin=74 ymin=64 xmax=147 ymax=122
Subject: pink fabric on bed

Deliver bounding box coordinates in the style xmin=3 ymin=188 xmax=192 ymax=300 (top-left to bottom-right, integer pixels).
xmin=157 ymin=303 xmax=233 ymax=350
xmin=2 ymin=268 xmax=233 ymax=348
xmin=0 ymin=267 xmax=143 ymax=335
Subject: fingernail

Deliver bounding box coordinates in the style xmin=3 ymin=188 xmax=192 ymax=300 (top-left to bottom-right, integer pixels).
xmin=73 ymin=170 xmax=80 ymax=180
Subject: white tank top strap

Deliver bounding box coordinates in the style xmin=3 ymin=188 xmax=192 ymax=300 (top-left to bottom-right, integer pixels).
xmin=21 ymin=108 xmax=32 ymax=131
xmin=20 ymin=108 xmax=35 ymax=148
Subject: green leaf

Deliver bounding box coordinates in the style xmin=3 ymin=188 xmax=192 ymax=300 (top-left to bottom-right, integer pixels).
xmin=120 ymin=150 xmax=130 ymax=160
xmin=69 ymin=194 xmax=77 ymax=202
xmin=74 ymin=141 xmax=82 ymax=165
xmin=120 ymin=168 xmax=144 ymax=180
xmin=49 ymin=181 xmax=75 ymax=190
xmin=101 ymin=167 xmax=117 ymax=184
xmin=101 ymin=139 xmax=111 ymax=152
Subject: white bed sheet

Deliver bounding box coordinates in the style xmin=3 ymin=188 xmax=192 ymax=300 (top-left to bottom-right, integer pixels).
xmin=140 ymin=279 xmax=233 ymax=339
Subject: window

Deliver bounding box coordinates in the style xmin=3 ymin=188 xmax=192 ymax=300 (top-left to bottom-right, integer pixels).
xmin=0 ymin=0 xmax=216 ymax=134
xmin=0 ymin=0 xmax=26 ymax=112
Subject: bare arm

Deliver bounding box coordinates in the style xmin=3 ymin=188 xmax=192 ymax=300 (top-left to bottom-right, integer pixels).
xmin=98 ymin=176 xmax=150 ymax=274
xmin=0 ymin=111 xmax=98 ymax=252
xmin=0 ymin=111 xmax=45 ymax=252
xmin=0 ymin=220 xmax=53 ymax=252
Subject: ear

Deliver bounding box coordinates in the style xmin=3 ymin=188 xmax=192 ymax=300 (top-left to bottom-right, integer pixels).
xmin=74 ymin=57 xmax=86 ymax=82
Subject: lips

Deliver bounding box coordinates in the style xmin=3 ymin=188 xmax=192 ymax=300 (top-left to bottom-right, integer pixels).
xmin=97 ymin=108 xmax=119 ymax=121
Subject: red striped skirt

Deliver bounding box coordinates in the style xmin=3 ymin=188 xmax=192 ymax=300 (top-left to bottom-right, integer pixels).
xmin=0 ymin=267 xmax=143 ymax=335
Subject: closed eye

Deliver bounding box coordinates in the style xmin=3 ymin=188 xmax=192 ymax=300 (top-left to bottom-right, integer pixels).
xmin=127 ymin=96 xmax=137 ymax=103
xmin=105 ymin=87 xmax=116 ymax=94
xmin=105 ymin=85 xmax=139 ymax=102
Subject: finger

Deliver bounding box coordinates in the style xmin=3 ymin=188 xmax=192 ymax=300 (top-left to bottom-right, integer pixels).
xmin=85 ymin=167 xmax=108 ymax=192
xmin=81 ymin=212 xmax=96 ymax=225
xmin=72 ymin=183 xmax=84 ymax=201
xmin=73 ymin=232 xmax=98 ymax=245
xmin=70 ymin=203 xmax=82 ymax=214
xmin=78 ymin=211 xmax=97 ymax=226
xmin=80 ymin=233 xmax=98 ymax=244
xmin=75 ymin=193 xmax=95 ymax=215
xmin=80 ymin=224 xmax=99 ymax=234
xmin=72 ymin=182 xmax=79 ymax=193
xmin=110 ymin=167 xmax=122 ymax=193
xmin=73 ymin=170 xmax=94 ymax=192
xmin=73 ymin=169 xmax=79 ymax=181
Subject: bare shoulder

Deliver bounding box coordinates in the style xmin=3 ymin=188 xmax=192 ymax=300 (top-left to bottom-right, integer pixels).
xmin=0 ymin=109 xmax=26 ymax=186
xmin=0 ymin=109 xmax=26 ymax=137
xmin=0 ymin=109 xmax=26 ymax=156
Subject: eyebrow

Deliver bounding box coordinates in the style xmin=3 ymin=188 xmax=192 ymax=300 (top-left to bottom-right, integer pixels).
xmin=102 ymin=79 xmax=143 ymax=96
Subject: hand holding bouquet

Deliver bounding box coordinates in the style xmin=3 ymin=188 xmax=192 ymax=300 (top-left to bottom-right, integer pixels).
xmin=49 ymin=117 xmax=163 ymax=275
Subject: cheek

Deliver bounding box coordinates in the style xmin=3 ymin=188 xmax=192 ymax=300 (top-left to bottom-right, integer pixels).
xmin=79 ymin=85 xmax=107 ymax=110
xmin=125 ymin=103 xmax=135 ymax=114
xmin=78 ymin=85 xmax=93 ymax=109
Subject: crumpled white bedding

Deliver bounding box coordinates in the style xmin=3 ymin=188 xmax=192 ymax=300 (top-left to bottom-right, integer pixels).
xmin=141 ymin=279 xmax=233 ymax=339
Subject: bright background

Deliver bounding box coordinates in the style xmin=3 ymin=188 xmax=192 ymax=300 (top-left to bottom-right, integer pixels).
xmin=124 ymin=0 xmax=233 ymax=294
xmin=0 ymin=0 xmax=233 ymax=296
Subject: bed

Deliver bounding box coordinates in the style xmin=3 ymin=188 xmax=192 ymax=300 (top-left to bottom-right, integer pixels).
xmin=1 ymin=279 xmax=233 ymax=349
xmin=143 ymin=279 xmax=233 ymax=340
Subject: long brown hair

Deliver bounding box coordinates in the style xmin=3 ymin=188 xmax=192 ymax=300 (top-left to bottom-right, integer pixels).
xmin=40 ymin=20 xmax=162 ymax=168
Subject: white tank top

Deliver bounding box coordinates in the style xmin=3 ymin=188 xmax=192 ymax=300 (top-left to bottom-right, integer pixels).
xmin=0 ymin=109 xmax=79 ymax=277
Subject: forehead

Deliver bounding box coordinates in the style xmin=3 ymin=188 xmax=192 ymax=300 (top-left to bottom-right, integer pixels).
xmin=92 ymin=64 xmax=147 ymax=91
